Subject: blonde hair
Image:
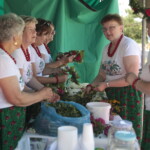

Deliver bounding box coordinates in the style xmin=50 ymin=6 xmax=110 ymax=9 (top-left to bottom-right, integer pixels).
xmin=20 ymin=15 xmax=37 ymax=25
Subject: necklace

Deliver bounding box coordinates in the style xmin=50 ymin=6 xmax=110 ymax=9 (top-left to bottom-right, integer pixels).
xmin=44 ymin=43 xmax=51 ymax=54
xmin=21 ymin=45 xmax=30 ymax=61
xmin=107 ymin=34 xmax=123 ymax=57
xmin=0 ymin=44 xmax=16 ymax=64
xmin=31 ymin=44 xmax=42 ymax=58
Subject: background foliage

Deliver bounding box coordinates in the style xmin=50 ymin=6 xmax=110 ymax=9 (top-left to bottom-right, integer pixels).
xmin=123 ymin=9 xmax=142 ymax=43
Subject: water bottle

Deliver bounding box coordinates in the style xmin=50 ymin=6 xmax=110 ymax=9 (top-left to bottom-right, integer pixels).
xmin=107 ymin=120 xmax=135 ymax=146
xmin=109 ymin=130 xmax=139 ymax=150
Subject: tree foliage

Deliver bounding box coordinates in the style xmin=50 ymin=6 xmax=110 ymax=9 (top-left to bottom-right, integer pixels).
xmin=123 ymin=9 xmax=142 ymax=43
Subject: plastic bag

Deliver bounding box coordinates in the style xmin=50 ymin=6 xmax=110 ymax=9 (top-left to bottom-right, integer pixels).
xmin=33 ymin=101 xmax=90 ymax=137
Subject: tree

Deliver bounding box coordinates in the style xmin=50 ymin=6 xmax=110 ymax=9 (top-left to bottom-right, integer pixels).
xmin=123 ymin=9 xmax=142 ymax=43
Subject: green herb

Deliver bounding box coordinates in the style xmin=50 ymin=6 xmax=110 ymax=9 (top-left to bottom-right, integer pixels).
xmin=47 ymin=102 xmax=82 ymax=117
xmin=62 ymin=66 xmax=80 ymax=85
xmin=60 ymin=90 xmax=106 ymax=106
xmin=95 ymin=148 xmax=104 ymax=150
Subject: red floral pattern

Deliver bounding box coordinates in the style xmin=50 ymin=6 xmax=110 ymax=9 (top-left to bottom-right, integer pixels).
xmin=141 ymin=110 xmax=150 ymax=150
xmin=105 ymin=86 xmax=142 ymax=143
xmin=0 ymin=106 xmax=26 ymax=150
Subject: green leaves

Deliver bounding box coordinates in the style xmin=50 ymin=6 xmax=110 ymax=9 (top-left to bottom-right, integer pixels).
xmin=47 ymin=102 xmax=82 ymax=117
xmin=61 ymin=90 xmax=107 ymax=109
xmin=62 ymin=66 xmax=80 ymax=85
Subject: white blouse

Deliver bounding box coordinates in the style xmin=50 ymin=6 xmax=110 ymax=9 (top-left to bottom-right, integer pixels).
xmin=30 ymin=45 xmax=45 ymax=76
xmin=38 ymin=44 xmax=53 ymax=63
xmin=12 ymin=46 xmax=34 ymax=83
xmin=0 ymin=49 xmax=25 ymax=108
xmin=101 ymin=36 xmax=141 ymax=81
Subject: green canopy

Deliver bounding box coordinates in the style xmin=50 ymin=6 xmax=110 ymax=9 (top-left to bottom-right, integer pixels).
xmin=0 ymin=0 xmax=4 ymax=15
xmin=4 ymin=0 xmax=119 ymax=82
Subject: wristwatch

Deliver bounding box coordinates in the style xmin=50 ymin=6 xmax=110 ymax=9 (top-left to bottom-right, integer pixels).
xmin=106 ymin=82 xmax=110 ymax=88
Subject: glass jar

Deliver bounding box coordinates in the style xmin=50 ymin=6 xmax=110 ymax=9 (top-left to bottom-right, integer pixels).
xmin=107 ymin=120 xmax=135 ymax=145
xmin=109 ymin=130 xmax=137 ymax=150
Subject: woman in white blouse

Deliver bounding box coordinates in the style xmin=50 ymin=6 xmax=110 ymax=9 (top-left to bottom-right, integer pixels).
xmin=126 ymin=17 xmax=150 ymax=150
xmin=0 ymin=13 xmax=59 ymax=150
xmin=31 ymin=18 xmax=75 ymax=84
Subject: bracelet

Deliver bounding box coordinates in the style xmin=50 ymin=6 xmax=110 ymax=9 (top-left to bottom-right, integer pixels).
xmin=55 ymin=76 xmax=59 ymax=84
xmin=86 ymin=84 xmax=93 ymax=89
xmin=132 ymin=78 xmax=140 ymax=89
xmin=106 ymin=82 xmax=110 ymax=88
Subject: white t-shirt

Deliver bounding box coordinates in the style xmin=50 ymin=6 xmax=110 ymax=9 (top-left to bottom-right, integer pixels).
xmin=140 ymin=52 xmax=150 ymax=110
xmin=30 ymin=45 xmax=45 ymax=76
xmin=38 ymin=44 xmax=53 ymax=63
xmin=101 ymin=36 xmax=141 ymax=81
xmin=12 ymin=46 xmax=35 ymax=83
xmin=0 ymin=49 xmax=25 ymax=108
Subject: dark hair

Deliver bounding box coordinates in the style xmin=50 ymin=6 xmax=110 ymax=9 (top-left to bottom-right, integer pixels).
xmin=36 ymin=18 xmax=53 ymax=36
xmin=101 ymin=14 xmax=123 ymax=25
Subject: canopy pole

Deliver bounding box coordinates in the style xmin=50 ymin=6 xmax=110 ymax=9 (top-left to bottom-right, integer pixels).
xmin=141 ymin=0 xmax=146 ymax=67
xmin=141 ymin=0 xmax=146 ymax=141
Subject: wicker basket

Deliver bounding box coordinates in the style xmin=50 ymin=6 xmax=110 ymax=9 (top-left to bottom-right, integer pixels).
xmin=139 ymin=0 xmax=150 ymax=8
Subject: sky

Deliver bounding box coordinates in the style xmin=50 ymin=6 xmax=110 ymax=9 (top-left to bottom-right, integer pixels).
xmin=118 ymin=0 xmax=130 ymax=16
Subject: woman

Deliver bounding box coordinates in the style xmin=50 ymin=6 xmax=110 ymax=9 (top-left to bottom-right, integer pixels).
xmin=85 ymin=14 xmax=142 ymax=143
xmin=30 ymin=18 xmax=74 ymax=84
xmin=126 ymin=17 xmax=150 ymax=150
xmin=12 ymin=15 xmax=44 ymax=91
xmin=36 ymin=18 xmax=75 ymax=68
xmin=35 ymin=19 xmax=53 ymax=64
xmin=31 ymin=39 xmax=68 ymax=84
xmin=12 ymin=15 xmax=48 ymax=126
xmin=0 ymin=13 xmax=59 ymax=150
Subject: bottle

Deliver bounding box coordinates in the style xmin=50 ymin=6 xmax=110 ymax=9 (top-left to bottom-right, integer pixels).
xmin=107 ymin=120 xmax=135 ymax=146
xmin=109 ymin=130 xmax=138 ymax=150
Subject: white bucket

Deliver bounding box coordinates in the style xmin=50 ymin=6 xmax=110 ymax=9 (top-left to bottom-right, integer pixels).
xmin=86 ymin=102 xmax=111 ymax=124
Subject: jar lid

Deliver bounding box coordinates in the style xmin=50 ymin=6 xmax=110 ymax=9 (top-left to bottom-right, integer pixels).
xmin=112 ymin=120 xmax=133 ymax=129
xmin=115 ymin=131 xmax=136 ymax=141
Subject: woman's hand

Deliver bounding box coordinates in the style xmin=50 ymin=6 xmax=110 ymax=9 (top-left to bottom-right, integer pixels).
xmin=51 ymin=68 xmax=64 ymax=74
xmin=84 ymin=84 xmax=93 ymax=94
xmin=125 ymin=72 xmax=137 ymax=85
xmin=94 ymin=82 xmax=107 ymax=92
xmin=60 ymin=55 xmax=75 ymax=64
xmin=66 ymin=55 xmax=75 ymax=63
xmin=57 ymin=74 xmax=68 ymax=83
xmin=40 ymin=87 xmax=60 ymax=103
xmin=49 ymin=92 xmax=60 ymax=103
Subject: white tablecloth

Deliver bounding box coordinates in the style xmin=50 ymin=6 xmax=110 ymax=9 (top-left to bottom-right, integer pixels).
xmin=15 ymin=132 xmax=108 ymax=150
xmin=15 ymin=115 xmax=139 ymax=150
xmin=15 ymin=133 xmax=56 ymax=150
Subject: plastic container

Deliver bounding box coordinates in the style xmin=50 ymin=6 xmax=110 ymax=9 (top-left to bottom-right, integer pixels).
xmin=86 ymin=102 xmax=111 ymax=124
xmin=109 ymin=130 xmax=137 ymax=150
xmin=107 ymin=120 xmax=135 ymax=146
xmin=80 ymin=123 xmax=95 ymax=150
